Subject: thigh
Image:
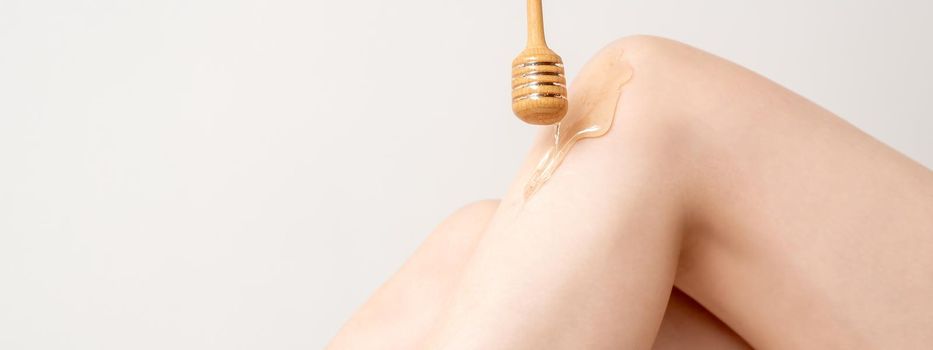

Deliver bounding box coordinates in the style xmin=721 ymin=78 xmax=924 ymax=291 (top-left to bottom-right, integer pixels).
xmin=617 ymin=36 xmax=933 ymax=348
xmin=328 ymin=198 xmax=750 ymax=349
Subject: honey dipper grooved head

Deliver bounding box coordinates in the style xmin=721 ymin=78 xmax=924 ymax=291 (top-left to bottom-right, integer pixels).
xmin=511 ymin=47 xmax=568 ymax=125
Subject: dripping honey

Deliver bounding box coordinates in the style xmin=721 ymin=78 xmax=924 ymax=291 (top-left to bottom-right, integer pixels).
xmin=524 ymin=47 xmax=634 ymax=199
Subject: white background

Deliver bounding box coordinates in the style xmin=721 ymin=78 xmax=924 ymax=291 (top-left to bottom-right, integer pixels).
xmin=1 ymin=0 xmax=931 ymax=348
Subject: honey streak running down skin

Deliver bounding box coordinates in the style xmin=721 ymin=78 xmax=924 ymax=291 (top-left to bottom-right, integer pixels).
xmin=524 ymin=47 xmax=634 ymax=199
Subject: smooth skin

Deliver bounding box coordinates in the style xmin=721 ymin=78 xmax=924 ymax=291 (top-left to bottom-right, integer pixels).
xmin=328 ymin=200 xmax=751 ymax=349
xmin=331 ymin=35 xmax=933 ymax=349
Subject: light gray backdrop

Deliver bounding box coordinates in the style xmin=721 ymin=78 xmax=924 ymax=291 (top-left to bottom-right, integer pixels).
xmin=1 ymin=0 xmax=931 ymax=348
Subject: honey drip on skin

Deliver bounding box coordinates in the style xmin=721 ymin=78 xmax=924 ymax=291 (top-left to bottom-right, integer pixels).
xmin=524 ymin=48 xmax=634 ymax=199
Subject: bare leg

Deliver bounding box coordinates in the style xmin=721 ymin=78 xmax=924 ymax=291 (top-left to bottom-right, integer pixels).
xmin=328 ymin=200 xmax=750 ymax=349
xmin=327 ymin=200 xmax=498 ymax=349
xmin=420 ymin=36 xmax=933 ymax=348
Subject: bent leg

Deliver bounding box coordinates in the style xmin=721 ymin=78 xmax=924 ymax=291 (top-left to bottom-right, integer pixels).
xmin=637 ymin=36 xmax=933 ymax=348
xmin=328 ymin=199 xmax=751 ymax=349
xmin=423 ymin=36 xmax=933 ymax=349
xmin=423 ymin=40 xmax=697 ymax=349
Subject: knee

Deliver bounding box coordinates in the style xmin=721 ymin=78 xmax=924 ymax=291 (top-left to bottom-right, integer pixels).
xmin=532 ymin=35 xmax=705 ymax=167
xmin=527 ymin=35 xmax=776 ymax=197
xmin=602 ymin=34 xmax=790 ymax=129
xmin=532 ymin=35 xmax=699 ymax=139
xmin=599 ymin=35 xmax=735 ymax=130
xmin=598 ymin=35 xmax=706 ymax=150
xmin=605 ymin=34 xmax=694 ymax=64
xmin=553 ymin=34 xmax=780 ymax=154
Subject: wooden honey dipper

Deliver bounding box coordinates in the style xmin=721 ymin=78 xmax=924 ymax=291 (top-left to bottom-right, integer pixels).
xmin=511 ymin=0 xmax=568 ymax=125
